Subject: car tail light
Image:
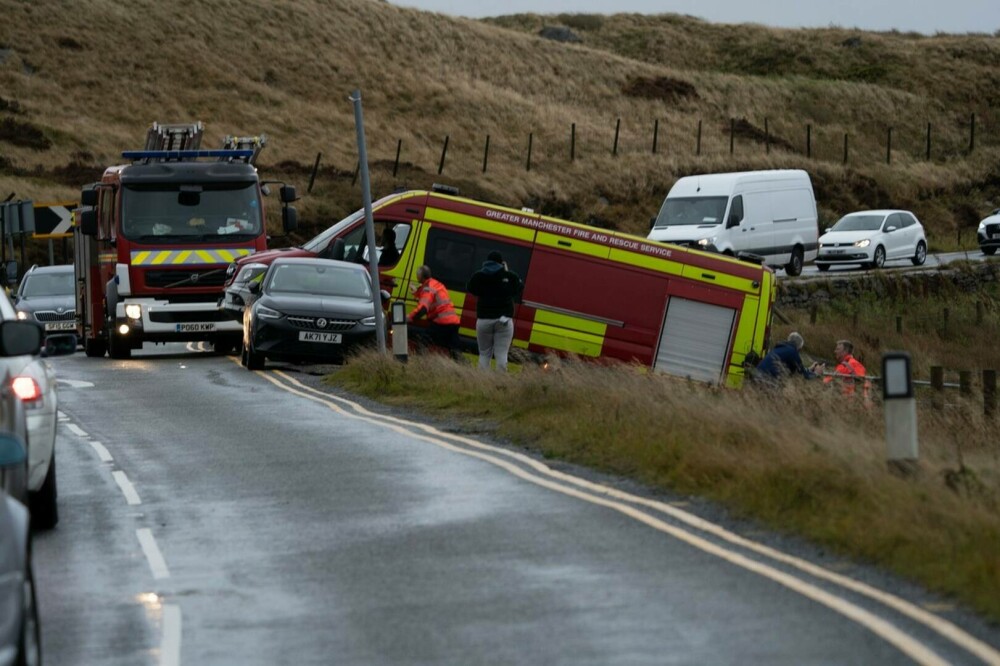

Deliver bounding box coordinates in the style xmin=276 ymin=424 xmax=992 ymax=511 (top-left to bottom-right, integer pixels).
xmin=12 ymin=376 xmax=43 ymax=405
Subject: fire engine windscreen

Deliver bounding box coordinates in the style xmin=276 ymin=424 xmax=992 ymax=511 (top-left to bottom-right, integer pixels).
xmin=122 ymin=183 xmax=263 ymax=241
xmin=653 ymin=196 xmax=729 ymax=228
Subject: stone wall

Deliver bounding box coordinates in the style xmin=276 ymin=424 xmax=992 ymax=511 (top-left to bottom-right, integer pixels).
xmin=776 ymin=262 xmax=1000 ymax=309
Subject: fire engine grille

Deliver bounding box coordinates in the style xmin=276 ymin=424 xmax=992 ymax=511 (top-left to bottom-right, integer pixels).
xmin=148 ymin=310 xmax=233 ymax=324
xmin=286 ymin=316 xmax=357 ymax=332
xmin=144 ymin=269 xmax=228 ymax=289
xmin=33 ymin=310 xmax=76 ymax=322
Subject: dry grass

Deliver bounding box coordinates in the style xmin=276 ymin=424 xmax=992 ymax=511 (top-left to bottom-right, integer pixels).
xmin=330 ymin=345 xmax=1000 ymax=622
xmin=1 ymin=0 xmax=999 ymax=251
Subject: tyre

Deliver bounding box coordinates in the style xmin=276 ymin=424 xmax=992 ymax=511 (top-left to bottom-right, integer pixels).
xmin=784 ymin=246 xmax=804 ymax=276
xmin=912 ymin=241 xmax=927 ymax=266
xmin=30 ymin=456 xmax=58 ymax=530
xmin=869 ymin=246 xmax=886 ymax=269
xmin=817 ymin=264 xmax=830 ymax=272
xmin=16 ymin=564 xmax=42 ymax=666
xmin=213 ymin=339 xmax=236 ymax=355
xmin=108 ymin=330 xmax=132 ymax=359
xmin=240 ymin=344 xmax=249 ymax=367
xmin=984 ymin=247 xmax=997 ymax=256
xmin=84 ymin=338 xmax=107 ymax=358
xmin=246 ymin=342 xmax=265 ymax=370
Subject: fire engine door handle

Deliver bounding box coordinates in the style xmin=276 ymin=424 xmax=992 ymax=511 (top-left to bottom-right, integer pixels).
xmin=557 ymin=240 xmax=571 ymax=247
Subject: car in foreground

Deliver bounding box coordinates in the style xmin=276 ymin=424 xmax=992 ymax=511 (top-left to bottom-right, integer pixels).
xmin=14 ymin=264 xmax=77 ymax=338
xmin=977 ymin=208 xmax=1000 ymax=256
xmin=815 ymin=210 xmax=927 ymax=271
xmin=241 ymin=258 xmax=381 ymax=370
xmin=1 ymin=286 xmax=76 ymax=529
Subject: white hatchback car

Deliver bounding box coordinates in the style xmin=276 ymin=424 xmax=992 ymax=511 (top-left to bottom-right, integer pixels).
xmin=816 ymin=210 xmax=927 ymax=271
xmin=0 ymin=285 xmax=74 ymax=528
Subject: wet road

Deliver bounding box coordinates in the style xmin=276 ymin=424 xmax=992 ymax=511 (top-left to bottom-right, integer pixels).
xmin=32 ymin=345 xmax=1000 ymax=665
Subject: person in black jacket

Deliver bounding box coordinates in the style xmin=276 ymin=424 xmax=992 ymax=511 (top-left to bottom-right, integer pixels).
xmin=753 ymin=331 xmax=823 ymax=386
xmin=466 ymin=251 xmax=523 ymax=371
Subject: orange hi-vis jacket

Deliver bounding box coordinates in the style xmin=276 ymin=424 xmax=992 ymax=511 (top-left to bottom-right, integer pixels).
xmin=409 ymin=278 xmax=460 ymax=325
xmin=824 ymin=354 xmax=869 ymax=397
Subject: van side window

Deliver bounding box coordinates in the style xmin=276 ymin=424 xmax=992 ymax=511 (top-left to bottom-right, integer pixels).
xmin=727 ymin=196 xmax=744 ymax=228
xmin=425 ymin=228 xmax=532 ymax=292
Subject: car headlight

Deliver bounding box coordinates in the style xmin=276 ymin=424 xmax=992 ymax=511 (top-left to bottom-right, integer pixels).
xmin=124 ymin=304 xmax=142 ymax=320
xmin=256 ymin=305 xmax=281 ymax=320
xmin=696 ymin=237 xmax=715 ymax=247
xmin=226 ymin=262 xmax=237 ymax=280
xmin=15 ymin=310 xmax=29 ymax=320
xmin=854 ymin=239 xmax=871 ymax=248
xmin=360 ymin=316 xmax=376 ymax=327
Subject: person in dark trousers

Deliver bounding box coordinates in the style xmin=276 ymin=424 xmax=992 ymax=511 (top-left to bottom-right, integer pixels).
xmin=466 ymin=251 xmax=523 ymax=371
xmin=753 ymin=331 xmax=822 ymax=385
xmin=378 ymin=227 xmax=400 ymax=267
xmin=407 ymin=265 xmax=461 ymax=356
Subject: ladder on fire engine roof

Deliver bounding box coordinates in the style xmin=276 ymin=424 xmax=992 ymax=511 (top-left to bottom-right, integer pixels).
xmin=221 ymin=134 xmax=267 ymax=164
xmin=143 ymin=121 xmax=204 ymax=152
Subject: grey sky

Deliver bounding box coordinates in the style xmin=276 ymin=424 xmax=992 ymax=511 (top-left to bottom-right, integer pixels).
xmin=389 ymin=1 xmax=1000 ymax=35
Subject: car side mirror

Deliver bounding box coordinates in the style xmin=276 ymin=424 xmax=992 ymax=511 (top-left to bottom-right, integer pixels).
xmin=0 ymin=320 xmax=43 ymax=356
xmin=648 ymin=217 xmax=656 ymax=231
xmin=42 ymin=333 xmax=77 ymax=357
xmin=824 ymin=227 xmax=832 ymax=234
xmin=885 ymin=225 xmax=897 ymax=233
xmin=282 ymin=206 xmax=298 ymax=234
xmin=248 ymin=282 xmax=261 ymax=294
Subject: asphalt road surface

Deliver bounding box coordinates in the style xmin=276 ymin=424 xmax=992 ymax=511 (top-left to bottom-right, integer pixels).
xmin=790 ymin=249 xmax=992 ymax=278
xmin=32 ymin=345 xmax=1000 ymax=665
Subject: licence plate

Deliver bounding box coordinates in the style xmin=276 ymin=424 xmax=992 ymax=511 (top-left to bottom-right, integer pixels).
xmin=299 ymin=331 xmax=342 ymax=344
xmin=827 ymin=249 xmax=845 ymax=255
xmin=176 ymin=323 xmax=216 ymax=332
xmin=45 ymin=321 xmax=76 ymax=331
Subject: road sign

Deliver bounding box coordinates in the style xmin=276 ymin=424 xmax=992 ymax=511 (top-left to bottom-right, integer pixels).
xmin=0 ymin=200 xmax=35 ymax=234
xmin=32 ymin=201 xmax=76 ymax=238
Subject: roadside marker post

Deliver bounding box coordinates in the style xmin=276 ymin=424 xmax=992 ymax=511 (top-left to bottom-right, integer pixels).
xmin=391 ymin=300 xmax=408 ymax=363
xmin=883 ymin=352 xmax=919 ymax=475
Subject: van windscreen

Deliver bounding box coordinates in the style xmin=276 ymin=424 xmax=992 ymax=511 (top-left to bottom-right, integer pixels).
xmin=654 ymin=196 xmax=729 ymax=228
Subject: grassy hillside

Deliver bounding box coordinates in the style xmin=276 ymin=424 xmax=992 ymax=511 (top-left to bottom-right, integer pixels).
xmin=1 ymin=0 xmax=999 ymax=249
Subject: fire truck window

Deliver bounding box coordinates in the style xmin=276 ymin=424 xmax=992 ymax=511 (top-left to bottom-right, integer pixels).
xmin=425 ymin=227 xmax=531 ymax=292
xmin=377 ymin=221 xmax=410 ymax=267
xmin=99 ymin=189 xmax=114 ymax=240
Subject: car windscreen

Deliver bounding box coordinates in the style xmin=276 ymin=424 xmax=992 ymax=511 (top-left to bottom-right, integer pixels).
xmin=831 ymin=215 xmax=884 ymax=232
xmin=301 ymin=208 xmax=364 ymax=253
xmin=653 ymin=196 xmax=729 ymax=227
xmin=265 ymin=264 xmax=372 ymax=299
xmin=122 ymin=183 xmax=263 ymax=241
xmin=20 ymin=272 xmax=74 ymax=297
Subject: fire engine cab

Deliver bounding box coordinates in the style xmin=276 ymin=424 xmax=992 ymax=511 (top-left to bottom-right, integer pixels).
xmin=75 ymin=121 xmax=298 ymax=358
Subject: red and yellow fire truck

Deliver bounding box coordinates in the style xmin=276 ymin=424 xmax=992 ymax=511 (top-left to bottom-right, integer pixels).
xmin=74 ymin=122 xmax=298 ymax=358
xmin=225 ymin=185 xmax=775 ymax=386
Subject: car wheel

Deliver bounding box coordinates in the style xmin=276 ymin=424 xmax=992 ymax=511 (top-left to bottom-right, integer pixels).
xmin=84 ymin=338 xmax=107 ymax=358
xmin=213 ymin=339 xmax=236 ymax=356
xmin=869 ymin=246 xmax=886 ymax=269
xmin=816 ymin=264 xmax=829 ymax=272
xmin=984 ymin=247 xmax=997 ymax=256
xmin=30 ymin=456 xmax=58 ymax=530
xmin=784 ymin=246 xmax=804 ymax=276
xmin=16 ymin=564 xmax=42 ymax=666
xmin=912 ymin=241 xmax=927 ymax=266
xmin=246 ymin=342 xmax=265 ymax=370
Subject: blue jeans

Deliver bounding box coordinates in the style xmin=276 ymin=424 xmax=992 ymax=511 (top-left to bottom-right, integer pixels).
xmin=476 ymin=317 xmax=514 ymax=371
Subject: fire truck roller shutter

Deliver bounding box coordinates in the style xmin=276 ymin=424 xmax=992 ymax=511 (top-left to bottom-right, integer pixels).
xmin=655 ymin=297 xmax=737 ymax=383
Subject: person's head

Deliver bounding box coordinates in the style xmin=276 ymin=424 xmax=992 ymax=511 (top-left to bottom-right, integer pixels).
xmin=416 ymin=265 xmax=432 ymax=282
xmin=787 ymin=332 xmax=805 ymax=351
xmin=486 ymin=251 xmax=503 ymax=264
xmin=834 ymin=340 xmax=854 ymax=361
xmin=382 ymin=227 xmax=396 ymax=244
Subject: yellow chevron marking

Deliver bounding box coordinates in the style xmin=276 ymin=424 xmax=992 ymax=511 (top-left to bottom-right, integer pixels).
xmin=196 ymin=250 xmax=215 ymax=264
xmin=173 ymin=250 xmax=192 ymax=265
xmin=132 ymin=251 xmax=151 ymax=265
xmin=151 ymin=251 xmax=172 ymax=265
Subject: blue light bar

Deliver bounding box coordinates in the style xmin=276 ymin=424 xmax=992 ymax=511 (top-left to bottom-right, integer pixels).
xmin=122 ymin=149 xmax=255 ymax=160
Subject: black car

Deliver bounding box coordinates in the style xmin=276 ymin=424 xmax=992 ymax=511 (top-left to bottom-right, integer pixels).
xmin=241 ymin=258 xmax=381 ymax=369
xmin=14 ymin=264 xmax=77 ymax=336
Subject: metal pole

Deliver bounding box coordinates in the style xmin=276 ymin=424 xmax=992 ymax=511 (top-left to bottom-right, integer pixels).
xmin=438 ymin=135 xmax=449 ymax=175
xmin=350 ymin=89 xmax=386 ymax=355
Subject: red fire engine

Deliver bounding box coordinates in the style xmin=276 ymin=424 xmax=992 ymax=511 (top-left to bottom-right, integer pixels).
xmin=74 ymin=122 xmax=298 ymax=358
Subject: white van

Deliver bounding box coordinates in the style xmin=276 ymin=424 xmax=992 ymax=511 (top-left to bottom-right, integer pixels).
xmin=647 ymin=170 xmax=819 ymax=276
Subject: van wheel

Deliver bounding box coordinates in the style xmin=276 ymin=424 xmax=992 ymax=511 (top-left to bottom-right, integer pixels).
xmin=817 ymin=264 xmax=829 ymax=272
xmin=982 ymin=247 xmax=996 ymax=256
xmin=912 ymin=241 xmax=927 ymax=266
xmin=784 ymin=247 xmax=804 ymax=276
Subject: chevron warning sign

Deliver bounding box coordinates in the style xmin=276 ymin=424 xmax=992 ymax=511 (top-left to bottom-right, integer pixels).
xmin=33 ymin=201 xmax=76 ymax=238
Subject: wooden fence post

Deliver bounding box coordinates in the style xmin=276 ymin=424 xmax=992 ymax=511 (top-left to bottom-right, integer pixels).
xmin=308 ymin=152 xmax=322 ymax=193
xmin=896 ymin=315 xmax=903 ymax=334
xmin=806 ymin=124 xmax=811 ymax=158
xmin=969 ymin=113 xmax=976 ymax=153
xmin=730 ymin=118 xmax=735 ymax=155
xmin=843 ymin=133 xmax=849 ymax=164
xmin=571 ymin=123 xmax=576 ymax=162
xmin=984 ymin=369 xmax=996 ymax=417
xmin=652 ymin=119 xmax=659 ymax=154
xmin=351 ymin=160 xmax=359 ymax=186
xmin=696 ymin=120 xmax=702 ymax=156
xmin=959 ymin=370 xmax=972 ymax=396
xmin=886 ymin=127 xmax=892 ymax=165
xmin=438 ymin=135 xmax=449 ymax=175
xmin=392 ymin=140 xmax=401 ymax=178
xmin=482 ymin=134 xmax=490 ymax=173
xmin=526 ymin=132 xmax=533 ymax=172
xmin=926 ymin=122 xmax=931 ymax=161
xmin=613 ymin=118 xmax=621 ymax=156
xmin=931 ymin=366 xmax=944 ymax=410
xmin=765 ymin=117 xmax=770 ymax=154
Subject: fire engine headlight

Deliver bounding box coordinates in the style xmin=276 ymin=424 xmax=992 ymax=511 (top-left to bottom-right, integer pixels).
xmin=124 ymin=304 xmax=142 ymax=320
xmin=854 ymin=239 xmax=871 ymax=248
xmin=118 ymin=324 xmax=130 ymax=335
